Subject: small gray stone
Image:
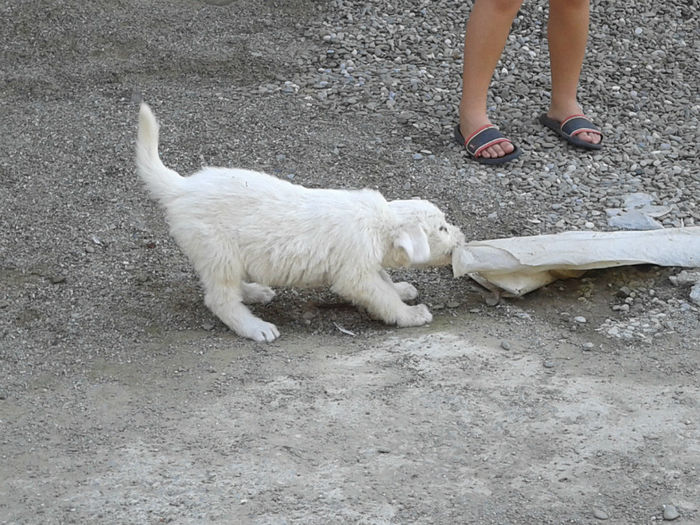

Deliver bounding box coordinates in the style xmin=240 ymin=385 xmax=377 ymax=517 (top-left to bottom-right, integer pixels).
xmin=500 ymin=341 xmax=511 ymax=351
xmin=574 ymin=316 xmax=587 ymax=323
xmin=484 ymin=294 xmax=500 ymax=306
xmin=593 ymin=508 xmax=609 ymax=520
xmin=689 ymin=284 xmax=700 ymax=306
xmin=617 ymin=286 xmax=633 ymax=298
xmin=543 ymin=360 xmax=555 ymax=368
xmin=582 ymin=342 xmax=595 ymax=351
xmin=662 ymin=504 xmax=680 ymax=520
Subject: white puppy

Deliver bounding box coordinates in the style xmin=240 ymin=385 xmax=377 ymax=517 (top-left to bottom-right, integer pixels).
xmin=136 ymin=103 xmax=464 ymax=342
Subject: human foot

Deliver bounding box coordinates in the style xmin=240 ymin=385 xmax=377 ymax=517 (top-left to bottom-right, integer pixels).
xmin=457 ymin=116 xmax=516 ymax=159
xmin=546 ymin=105 xmax=602 ymax=146
xmin=539 ymin=113 xmax=603 ymax=151
xmin=454 ymin=119 xmax=521 ymax=164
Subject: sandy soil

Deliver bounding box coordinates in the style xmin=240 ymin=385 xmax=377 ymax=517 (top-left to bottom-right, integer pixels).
xmin=1 ymin=1 xmax=697 ymax=523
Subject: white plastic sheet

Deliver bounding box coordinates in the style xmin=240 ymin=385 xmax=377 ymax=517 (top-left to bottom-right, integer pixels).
xmin=452 ymin=227 xmax=700 ymax=296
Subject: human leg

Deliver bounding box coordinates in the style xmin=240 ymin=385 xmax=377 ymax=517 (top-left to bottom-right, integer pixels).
xmin=459 ymin=0 xmax=524 ymax=159
xmin=546 ymin=0 xmax=601 ymax=145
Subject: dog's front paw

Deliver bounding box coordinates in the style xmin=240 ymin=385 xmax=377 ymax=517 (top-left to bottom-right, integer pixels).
xmin=239 ymin=319 xmax=280 ymax=342
xmin=394 ymin=281 xmax=419 ymax=301
xmin=242 ymin=283 xmax=276 ymax=304
xmin=396 ymin=303 xmax=432 ymax=327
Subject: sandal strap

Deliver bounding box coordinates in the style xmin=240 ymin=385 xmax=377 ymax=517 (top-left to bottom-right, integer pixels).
xmin=465 ymin=125 xmax=513 ymax=158
xmin=561 ymin=114 xmax=602 ymax=138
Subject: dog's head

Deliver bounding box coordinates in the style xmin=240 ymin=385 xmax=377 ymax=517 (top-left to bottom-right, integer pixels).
xmin=383 ymin=199 xmax=465 ymax=268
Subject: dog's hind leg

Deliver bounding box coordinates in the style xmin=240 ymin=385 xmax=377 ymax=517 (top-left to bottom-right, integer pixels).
xmin=203 ymin=281 xmax=280 ymax=342
xmin=379 ymin=270 xmax=419 ymax=301
xmin=240 ymin=282 xmax=276 ymax=304
xmin=333 ymin=271 xmax=432 ymax=328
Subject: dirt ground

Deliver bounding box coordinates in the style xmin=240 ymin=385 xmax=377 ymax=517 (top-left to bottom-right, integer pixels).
xmin=1 ymin=1 xmax=698 ymax=524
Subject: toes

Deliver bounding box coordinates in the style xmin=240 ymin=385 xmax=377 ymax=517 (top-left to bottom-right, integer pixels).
xmin=575 ymin=131 xmax=602 ymax=145
xmin=394 ymin=281 xmax=419 ymax=301
xmin=480 ymin=142 xmax=514 ymax=159
xmin=396 ymin=304 xmax=433 ymax=327
xmin=242 ymin=320 xmax=280 ymax=342
xmin=490 ymin=144 xmax=505 ymax=157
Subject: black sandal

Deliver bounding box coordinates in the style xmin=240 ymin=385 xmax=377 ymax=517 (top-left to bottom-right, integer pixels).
xmin=454 ymin=124 xmax=522 ymax=165
xmin=539 ymin=113 xmax=603 ymax=150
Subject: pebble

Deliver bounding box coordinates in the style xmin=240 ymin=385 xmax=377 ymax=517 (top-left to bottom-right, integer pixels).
xmin=593 ymin=508 xmax=609 ymax=520
xmin=582 ymin=342 xmax=595 ymax=351
xmin=574 ymin=316 xmax=587 ymax=323
xmin=500 ymin=341 xmax=511 ymax=351
xmin=662 ymin=504 xmax=679 ymax=520
xmin=543 ymin=360 xmax=555 ymax=368
xmin=484 ymin=294 xmax=500 ymax=306
xmin=689 ymin=284 xmax=700 ymax=306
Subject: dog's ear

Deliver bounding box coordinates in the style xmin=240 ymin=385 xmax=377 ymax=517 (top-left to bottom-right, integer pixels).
xmin=394 ymin=224 xmax=431 ymax=265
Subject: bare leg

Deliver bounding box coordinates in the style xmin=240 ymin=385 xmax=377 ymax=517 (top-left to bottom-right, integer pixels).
xmin=459 ymin=0 xmax=523 ymax=159
xmin=379 ymin=270 xmax=419 ymax=301
xmin=547 ymin=0 xmax=601 ymax=144
xmin=240 ymin=282 xmax=276 ymax=304
xmin=333 ymin=272 xmax=432 ymax=327
xmin=204 ymin=281 xmax=279 ymax=342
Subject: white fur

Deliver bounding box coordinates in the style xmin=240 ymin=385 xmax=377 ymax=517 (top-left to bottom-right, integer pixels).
xmin=136 ymin=103 xmax=465 ymax=342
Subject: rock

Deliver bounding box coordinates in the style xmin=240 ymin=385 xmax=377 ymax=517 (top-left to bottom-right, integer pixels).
xmin=500 ymin=341 xmax=511 ymax=351
xmin=669 ymin=270 xmax=700 ymax=286
xmin=608 ymin=210 xmax=664 ymax=230
xmin=583 ymin=342 xmax=595 ymax=351
xmin=662 ymin=504 xmax=679 ymax=520
xmin=689 ymin=284 xmax=700 ymax=306
xmin=574 ymin=316 xmax=587 ymax=323
xmin=617 ymin=286 xmax=633 ymax=298
xmin=543 ymin=360 xmax=555 ymax=368
xmin=593 ymin=508 xmax=609 ymax=520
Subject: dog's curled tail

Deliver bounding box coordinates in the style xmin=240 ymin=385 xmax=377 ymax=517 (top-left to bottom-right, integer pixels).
xmin=136 ymin=102 xmax=183 ymax=203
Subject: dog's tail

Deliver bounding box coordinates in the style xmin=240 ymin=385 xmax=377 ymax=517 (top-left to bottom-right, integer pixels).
xmin=136 ymin=102 xmax=184 ymax=203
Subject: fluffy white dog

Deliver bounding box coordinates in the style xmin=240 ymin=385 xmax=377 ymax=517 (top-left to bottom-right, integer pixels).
xmin=136 ymin=103 xmax=464 ymax=342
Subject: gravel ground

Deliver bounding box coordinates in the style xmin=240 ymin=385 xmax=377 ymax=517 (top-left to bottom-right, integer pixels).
xmin=1 ymin=0 xmax=698 ymax=523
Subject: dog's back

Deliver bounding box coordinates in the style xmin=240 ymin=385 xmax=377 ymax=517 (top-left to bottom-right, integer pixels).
xmin=135 ymin=104 xmax=390 ymax=287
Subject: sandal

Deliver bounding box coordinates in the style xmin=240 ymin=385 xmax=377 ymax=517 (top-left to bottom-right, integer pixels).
xmin=539 ymin=113 xmax=603 ymax=150
xmin=454 ymin=124 xmax=522 ymax=165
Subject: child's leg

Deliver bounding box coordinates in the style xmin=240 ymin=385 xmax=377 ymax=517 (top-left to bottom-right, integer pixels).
xmin=547 ymin=0 xmax=601 ymax=144
xmin=459 ymin=0 xmax=524 ymax=159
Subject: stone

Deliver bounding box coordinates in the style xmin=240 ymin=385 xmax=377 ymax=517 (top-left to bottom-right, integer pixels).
xmin=662 ymin=504 xmax=679 ymax=520
xmin=593 ymin=508 xmax=609 ymax=520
